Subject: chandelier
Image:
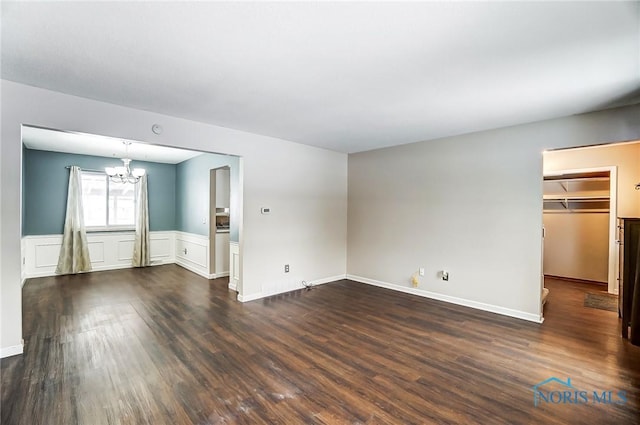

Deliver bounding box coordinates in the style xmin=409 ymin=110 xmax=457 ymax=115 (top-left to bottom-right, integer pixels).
xmin=105 ymin=141 xmax=146 ymax=184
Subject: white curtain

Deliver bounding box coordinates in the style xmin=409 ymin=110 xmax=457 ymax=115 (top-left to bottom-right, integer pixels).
xmin=56 ymin=166 xmax=92 ymax=274
xmin=132 ymin=174 xmax=150 ymax=267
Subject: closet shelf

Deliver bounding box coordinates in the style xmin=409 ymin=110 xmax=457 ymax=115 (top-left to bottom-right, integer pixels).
xmin=543 ymin=195 xmax=610 ymax=201
xmin=544 ymin=196 xmax=609 ymax=213
xmin=543 ymin=171 xmax=611 ymax=213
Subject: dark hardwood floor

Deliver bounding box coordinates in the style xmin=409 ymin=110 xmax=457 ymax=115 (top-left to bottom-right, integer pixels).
xmin=2 ymin=267 xmax=640 ymax=424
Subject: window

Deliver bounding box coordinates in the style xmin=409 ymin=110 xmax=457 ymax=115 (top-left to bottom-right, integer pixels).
xmin=81 ymin=172 xmax=136 ymax=230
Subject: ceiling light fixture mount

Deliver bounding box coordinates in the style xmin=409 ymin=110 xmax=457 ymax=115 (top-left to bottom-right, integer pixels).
xmin=105 ymin=141 xmax=146 ymax=184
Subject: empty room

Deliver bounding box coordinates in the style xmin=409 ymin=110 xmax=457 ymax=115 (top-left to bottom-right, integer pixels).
xmin=1 ymin=2 xmax=640 ymax=424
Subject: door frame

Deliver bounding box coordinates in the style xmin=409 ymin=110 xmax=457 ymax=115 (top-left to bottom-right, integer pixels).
xmin=209 ymin=165 xmax=231 ymax=278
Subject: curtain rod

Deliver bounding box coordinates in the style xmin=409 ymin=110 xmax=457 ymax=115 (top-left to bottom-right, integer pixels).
xmin=65 ymin=166 xmax=105 ymax=173
xmin=66 ymin=166 xmax=149 ymax=176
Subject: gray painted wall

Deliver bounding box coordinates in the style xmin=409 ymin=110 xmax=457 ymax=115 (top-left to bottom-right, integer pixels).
xmin=176 ymin=153 xmax=240 ymax=241
xmin=348 ymin=104 xmax=640 ymax=321
xmin=1 ymin=80 xmax=343 ymax=354
xmin=22 ymin=148 xmax=177 ymax=235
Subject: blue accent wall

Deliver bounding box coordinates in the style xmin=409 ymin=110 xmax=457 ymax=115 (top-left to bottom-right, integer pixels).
xmin=176 ymin=153 xmax=240 ymax=241
xmin=22 ymin=148 xmax=176 ymax=235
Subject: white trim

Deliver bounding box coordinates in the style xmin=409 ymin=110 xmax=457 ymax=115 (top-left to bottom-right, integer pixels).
xmin=608 ymin=167 xmax=618 ymax=295
xmin=261 ymin=274 xmax=347 ymax=298
xmin=238 ymin=292 xmax=263 ymax=302
xmin=0 ymin=343 xmax=24 ymax=359
xmin=238 ymin=274 xmax=347 ymax=302
xmin=308 ymin=274 xmax=348 ymax=286
xmin=346 ymin=274 xmax=543 ymax=323
xmin=21 ymin=238 xmax=26 ymax=285
xmin=229 ymin=241 xmax=240 ymax=292
xmin=25 ymin=263 xmax=135 ymax=279
xmin=173 ymin=259 xmax=213 ymax=279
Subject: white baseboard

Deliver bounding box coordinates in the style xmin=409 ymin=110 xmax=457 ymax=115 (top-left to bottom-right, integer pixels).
xmin=346 ymin=274 xmax=542 ymax=323
xmin=174 ymin=258 xmax=212 ymax=279
xmin=174 ymin=260 xmax=230 ymax=280
xmin=228 ymin=282 xmax=237 ymax=291
xmin=238 ymin=292 xmax=263 ymax=302
xmin=308 ymin=274 xmax=347 ymax=287
xmin=0 ymin=343 xmax=24 ymax=359
xmin=238 ymin=274 xmax=347 ymax=303
xmin=25 ymin=263 xmax=143 ymax=279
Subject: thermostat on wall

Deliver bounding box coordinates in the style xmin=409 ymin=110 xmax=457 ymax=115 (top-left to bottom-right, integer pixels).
xmin=261 ymin=207 xmax=271 ymax=214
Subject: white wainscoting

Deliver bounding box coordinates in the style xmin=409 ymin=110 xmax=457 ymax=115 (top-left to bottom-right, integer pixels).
xmin=22 ymin=231 xmax=237 ymax=284
xmin=229 ymin=241 xmax=239 ymax=291
xmin=174 ymin=231 xmax=212 ymax=279
xmin=21 ymin=238 xmax=26 ymax=286
xmin=22 ymin=231 xmax=175 ymax=278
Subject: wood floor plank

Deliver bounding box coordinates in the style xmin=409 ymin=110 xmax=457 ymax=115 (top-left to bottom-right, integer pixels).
xmin=3 ymin=267 xmax=640 ymax=424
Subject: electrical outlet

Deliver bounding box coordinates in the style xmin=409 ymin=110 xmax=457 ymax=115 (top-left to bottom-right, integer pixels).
xmin=419 ymin=268 xmax=425 ymax=276
xmin=441 ymin=270 xmax=449 ymax=281
xmin=284 ymin=264 xmax=290 ymax=273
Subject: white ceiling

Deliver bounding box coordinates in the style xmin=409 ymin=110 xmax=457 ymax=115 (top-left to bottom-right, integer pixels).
xmin=2 ymin=2 xmax=639 ymax=153
xmin=22 ymin=126 xmax=202 ymax=164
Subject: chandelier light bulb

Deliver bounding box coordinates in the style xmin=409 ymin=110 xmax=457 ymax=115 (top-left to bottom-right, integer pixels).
xmin=104 ymin=142 xmax=146 ymax=184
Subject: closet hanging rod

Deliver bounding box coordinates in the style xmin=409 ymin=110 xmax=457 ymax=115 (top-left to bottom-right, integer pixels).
xmin=65 ymin=166 xmax=105 ymax=173
xmin=544 ymin=177 xmax=610 ymax=183
xmin=543 ymin=210 xmax=610 ymax=214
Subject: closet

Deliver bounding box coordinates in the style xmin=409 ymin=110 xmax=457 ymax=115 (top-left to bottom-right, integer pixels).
xmin=543 ymin=171 xmax=611 ymax=284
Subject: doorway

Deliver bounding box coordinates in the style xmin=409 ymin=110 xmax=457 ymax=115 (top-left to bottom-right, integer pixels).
xmin=209 ymin=166 xmax=231 ymax=283
xmin=543 ymin=166 xmax=617 ymax=293
xmin=20 ymin=125 xmax=244 ymax=296
xmin=541 ymin=140 xmax=640 ymax=321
